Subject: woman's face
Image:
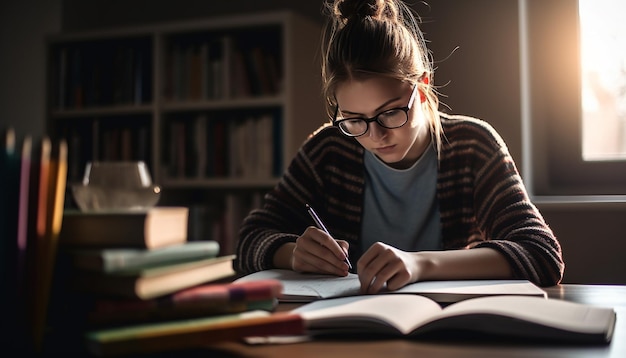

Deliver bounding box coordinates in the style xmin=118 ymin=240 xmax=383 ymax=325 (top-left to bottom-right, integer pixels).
xmin=335 ymin=77 xmax=430 ymax=169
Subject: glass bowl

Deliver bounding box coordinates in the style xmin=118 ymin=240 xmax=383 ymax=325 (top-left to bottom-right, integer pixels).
xmin=71 ymin=161 xmax=161 ymax=212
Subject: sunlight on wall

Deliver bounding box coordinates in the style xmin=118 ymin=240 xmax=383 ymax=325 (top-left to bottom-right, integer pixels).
xmin=580 ymin=0 xmax=626 ymax=160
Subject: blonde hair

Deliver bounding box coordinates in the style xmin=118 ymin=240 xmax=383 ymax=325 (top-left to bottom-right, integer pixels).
xmin=320 ymin=0 xmax=443 ymax=152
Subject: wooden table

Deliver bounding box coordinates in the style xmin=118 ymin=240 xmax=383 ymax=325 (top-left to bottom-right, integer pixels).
xmin=204 ymin=284 xmax=626 ymax=358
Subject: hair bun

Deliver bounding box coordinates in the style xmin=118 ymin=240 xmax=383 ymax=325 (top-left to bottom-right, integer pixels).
xmin=336 ymin=0 xmax=385 ymax=20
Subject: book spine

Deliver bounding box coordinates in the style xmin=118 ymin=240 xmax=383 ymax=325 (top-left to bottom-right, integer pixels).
xmin=86 ymin=312 xmax=304 ymax=356
xmin=172 ymin=279 xmax=282 ymax=303
xmin=83 ymin=279 xmax=281 ymax=326
xmin=59 ymin=215 xmax=146 ymax=248
xmin=69 ymin=243 xmax=217 ymax=273
xmin=87 ymin=299 xmax=277 ymax=327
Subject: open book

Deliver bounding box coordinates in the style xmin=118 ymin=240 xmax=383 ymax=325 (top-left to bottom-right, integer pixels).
xmin=291 ymin=294 xmax=616 ymax=344
xmin=235 ymin=269 xmax=547 ymax=303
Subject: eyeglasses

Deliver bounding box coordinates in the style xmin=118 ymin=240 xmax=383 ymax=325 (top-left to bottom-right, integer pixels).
xmin=333 ymin=85 xmax=418 ymax=137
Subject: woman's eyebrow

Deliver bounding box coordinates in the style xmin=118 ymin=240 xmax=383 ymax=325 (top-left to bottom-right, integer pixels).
xmin=340 ymin=96 xmax=402 ymax=116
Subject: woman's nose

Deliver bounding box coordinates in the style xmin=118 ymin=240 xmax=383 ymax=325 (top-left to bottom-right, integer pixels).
xmin=367 ymin=121 xmax=388 ymax=141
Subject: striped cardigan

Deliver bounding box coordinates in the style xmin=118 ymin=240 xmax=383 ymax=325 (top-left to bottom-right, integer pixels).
xmin=235 ymin=113 xmax=564 ymax=286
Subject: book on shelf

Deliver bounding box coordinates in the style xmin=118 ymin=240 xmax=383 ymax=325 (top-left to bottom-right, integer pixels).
xmin=230 ymin=47 xmax=251 ymax=98
xmin=165 ymin=36 xmax=234 ymax=102
xmin=86 ymin=278 xmax=283 ymax=326
xmin=85 ymin=310 xmax=303 ymax=356
xmin=248 ymin=46 xmax=275 ymax=95
xmin=229 ymin=114 xmax=274 ymax=179
xmin=188 ymin=44 xmax=203 ymax=100
xmin=166 ymin=111 xmax=278 ymax=180
xmin=57 ymin=42 xmax=156 ymax=109
xmin=67 ymin=240 xmax=221 ymax=273
xmin=71 ymin=255 xmax=236 ymax=300
xmin=209 ymin=37 xmax=227 ymax=99
xmin=59 ymin=206 xmax=189 ymax=250
xmin=234 ymin=269 xmax=547 ymax=303
xmin=289 ymin=294 xmax=616 ymax=344
xmin=193 ymin=114 xmax=208 ymax=178
xmin=212 ymin=119 xmax=228 ymax=177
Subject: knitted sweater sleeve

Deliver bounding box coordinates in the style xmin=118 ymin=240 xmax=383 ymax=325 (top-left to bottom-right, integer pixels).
xmin=234 ymin=125 xmax=364 ymax=274
xmin=439 ymin=115 xmax=565 ymax=286
xmin=234 ymin=143 xmax=320 ymax=274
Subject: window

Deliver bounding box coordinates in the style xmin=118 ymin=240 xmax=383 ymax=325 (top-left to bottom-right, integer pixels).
xmin=579 ymin=0 xmax=626 ymax=161
xmin=521 ymin=0 xmax=626 ymax=196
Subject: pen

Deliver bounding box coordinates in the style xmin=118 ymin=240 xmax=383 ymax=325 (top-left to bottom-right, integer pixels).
xmin=305 ymin=203 xmax=352 ymax=270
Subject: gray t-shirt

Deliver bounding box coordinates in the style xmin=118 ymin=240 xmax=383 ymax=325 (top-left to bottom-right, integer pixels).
xmin=361 ymin=145 xmax=442 ymax=253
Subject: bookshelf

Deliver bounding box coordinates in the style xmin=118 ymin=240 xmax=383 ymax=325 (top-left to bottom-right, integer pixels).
xmin=46 ymin=12 xmax=325 ymax=252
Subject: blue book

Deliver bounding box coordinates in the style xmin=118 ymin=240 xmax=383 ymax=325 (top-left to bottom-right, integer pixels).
xmin=69 ymin=240 xmax=220 ymax=273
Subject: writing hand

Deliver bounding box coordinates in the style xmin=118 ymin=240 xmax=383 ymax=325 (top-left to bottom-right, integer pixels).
xmin=357 ymin=242 xmax=419 ymax=294
xmin=291 ymin=226 xmax=350 ymax=276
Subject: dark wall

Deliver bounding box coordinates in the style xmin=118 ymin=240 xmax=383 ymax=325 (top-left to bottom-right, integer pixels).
xmin=538 ymin=203 xmax=626 ymax=284
xmin=61 ymin=0 xmax=326 ymax=31
xmin=0 ymin=0 xmax=61 ymax=138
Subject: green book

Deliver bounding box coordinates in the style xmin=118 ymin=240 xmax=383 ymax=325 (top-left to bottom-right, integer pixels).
xmin=71 ymin=255 xmax=236 ymax=300
xmin=69 ymin=240 xmax=220 ymax=273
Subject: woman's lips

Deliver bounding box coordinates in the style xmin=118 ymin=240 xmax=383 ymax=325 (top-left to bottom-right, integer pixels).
xmin=375 ymin=145 xmax=396 ymax=154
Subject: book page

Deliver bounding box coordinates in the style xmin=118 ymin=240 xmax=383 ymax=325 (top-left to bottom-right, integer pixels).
xmin=394 ymin=280 xmax=547 ymax=302
xmin=236 ymin=269 xmax=547 ymax=303
xmin=292 ymin=294 xmax=616 ymax=342
xmin=438 ymin=295 xmax=616 ymax=334
xmin=235 ymin=269 xmax=361 ymax=301
xmin=293 ymin=294 xmax=442 ymax=335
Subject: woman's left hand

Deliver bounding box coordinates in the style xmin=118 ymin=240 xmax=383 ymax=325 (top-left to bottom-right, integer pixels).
xmin=357 ymin=242 xmax=420 ymax=294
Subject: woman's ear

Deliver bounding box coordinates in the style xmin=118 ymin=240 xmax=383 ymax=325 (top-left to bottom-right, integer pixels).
xmin=419 ymin=73 xmax=429 ymax=102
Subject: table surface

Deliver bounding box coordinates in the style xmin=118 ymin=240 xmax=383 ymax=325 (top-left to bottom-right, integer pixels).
xmin=203 ymin=284 xmax=626 ymax=358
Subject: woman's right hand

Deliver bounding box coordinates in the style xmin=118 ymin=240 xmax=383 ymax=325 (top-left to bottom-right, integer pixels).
xmin=290 ymin=226 xmax=350 ymax=276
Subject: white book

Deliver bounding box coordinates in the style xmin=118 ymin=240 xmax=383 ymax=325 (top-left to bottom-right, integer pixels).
xmin=235 ymin=269 xmax=548 ymax=303
xmin=291 ymin=294 xmax=616 ymax=344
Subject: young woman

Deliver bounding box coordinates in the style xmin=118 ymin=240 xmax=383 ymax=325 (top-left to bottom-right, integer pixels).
xmin=234 ymin=0 xmax=564 ymax=293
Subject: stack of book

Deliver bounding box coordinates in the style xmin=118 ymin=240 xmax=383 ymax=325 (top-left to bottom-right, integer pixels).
xmin=82 ymin=278 xmax=299 ymax=356
xmin=2 ymin=127 xmax=298 ymax=356
xmin=58 ymin=206 xmax=237 ymax=300
xmin=51 ymin=206 xmax=293 ymax=355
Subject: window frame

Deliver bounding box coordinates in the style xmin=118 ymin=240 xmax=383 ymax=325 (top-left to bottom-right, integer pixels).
xmin=520 ymin=0 xmax=626 ymax=197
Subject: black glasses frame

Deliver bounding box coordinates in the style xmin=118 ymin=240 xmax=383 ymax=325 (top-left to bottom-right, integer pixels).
xmin=332 ymin=85 xmax=418 ymax=137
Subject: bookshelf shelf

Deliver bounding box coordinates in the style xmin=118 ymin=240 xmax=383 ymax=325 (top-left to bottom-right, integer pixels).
xmin=50 ymin=104 xmax=155 ymax=118
xmin=46 ymin=11 xmax=324 ymax=251
xmin=161 ymin=95 xmax=284 ymax=112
